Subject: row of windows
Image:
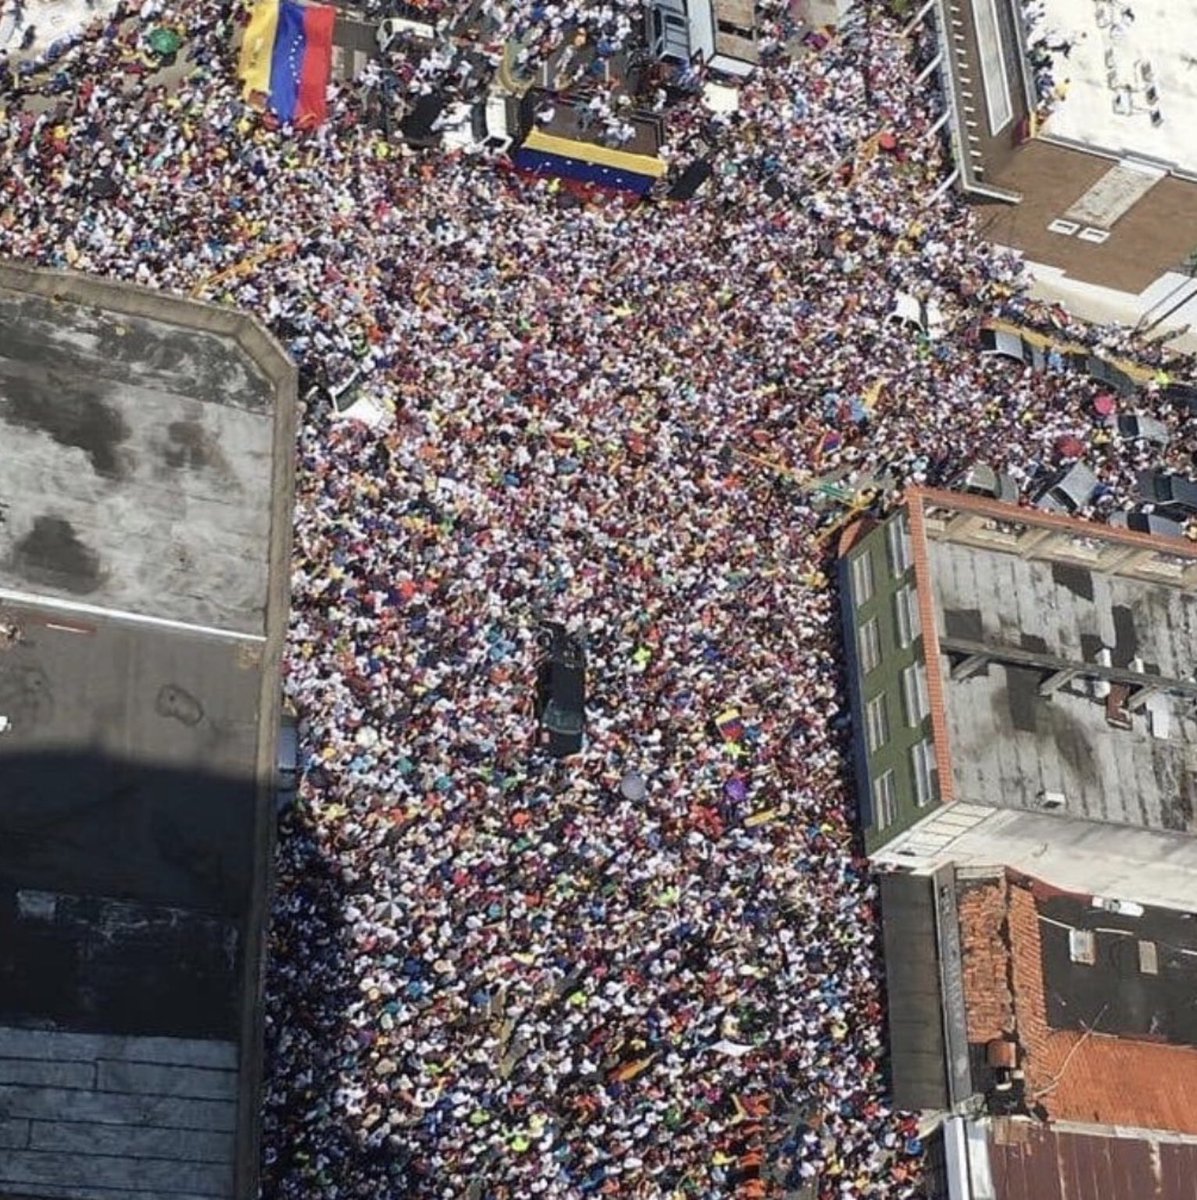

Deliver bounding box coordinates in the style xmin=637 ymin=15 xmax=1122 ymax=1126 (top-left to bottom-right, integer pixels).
xmin=864 ymin=662 xmax=930 ymax=753
xmin=857 ymin=584 xmax=921 ymax=674
xmin=850 ymin=516 xmax=912 ymax=606
xmin=872 ymin=738 xmax=939 ymax=829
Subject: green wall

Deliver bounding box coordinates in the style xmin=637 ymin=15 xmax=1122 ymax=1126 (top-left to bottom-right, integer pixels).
xmin=839 ymin=512 xmax=941 ymax=853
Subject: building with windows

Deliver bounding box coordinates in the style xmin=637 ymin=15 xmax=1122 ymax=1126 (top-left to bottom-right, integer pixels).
xmin=840 ymin=487 xmax=1197 ymax=909
xmin=0 ymin=261 xmax=296 ymax=1200
xmin=839 ymin=495 xmax=935 ymax=854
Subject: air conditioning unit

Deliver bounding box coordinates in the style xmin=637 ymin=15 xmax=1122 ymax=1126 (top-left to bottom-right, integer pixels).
xmin=1038 ymin=790 xmax=1066 ymax=810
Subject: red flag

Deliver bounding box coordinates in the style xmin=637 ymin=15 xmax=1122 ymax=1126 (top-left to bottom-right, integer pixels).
xmin=295 ymin=2 xmax=335 ymax=127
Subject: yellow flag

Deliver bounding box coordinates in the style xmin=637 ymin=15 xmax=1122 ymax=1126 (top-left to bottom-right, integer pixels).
xmin=239 ymin=0 xmax=280 ymax=99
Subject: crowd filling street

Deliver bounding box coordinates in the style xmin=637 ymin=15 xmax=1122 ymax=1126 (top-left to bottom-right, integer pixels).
xmin=2 ymin=0 xmax=1196 ymax=1196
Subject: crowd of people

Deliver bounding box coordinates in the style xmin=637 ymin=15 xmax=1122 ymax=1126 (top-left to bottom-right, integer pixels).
xmin=2 ymin=0 xmax=1196 ymax=1196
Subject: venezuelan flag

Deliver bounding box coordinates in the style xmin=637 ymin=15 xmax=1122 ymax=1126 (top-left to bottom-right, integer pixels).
xmin=238 ymin=0 xmax=336 ymax=127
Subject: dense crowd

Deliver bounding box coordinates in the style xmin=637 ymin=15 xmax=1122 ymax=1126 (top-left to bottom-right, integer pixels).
xmin=2 ymin=0 xmax=1196 ymax=1196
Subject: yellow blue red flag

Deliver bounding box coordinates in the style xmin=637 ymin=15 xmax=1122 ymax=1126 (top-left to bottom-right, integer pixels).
xmin=238 ymin=0 xmax=336 ymax=127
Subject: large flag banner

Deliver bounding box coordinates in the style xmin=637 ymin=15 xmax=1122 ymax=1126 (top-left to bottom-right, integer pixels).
xmin=238 ymin=0 xmax=280 ymax=98
xmin=238 ymin=0 xmax=336 ymax=127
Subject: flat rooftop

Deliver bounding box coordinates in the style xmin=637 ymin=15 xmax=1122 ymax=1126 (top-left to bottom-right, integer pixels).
xmin=930 ymin=536 xmax=1197 ymax=832
xmin=0 ymin=285 xmax=276 ymax=636
xmin=0 ymin=261 xmax=295 ymax=1200
xmin=1036 ymin=0 xmax=1197 ymax=176
xmin=958 ymin=870 xmax=1197 ymax=1133
xmin=0 ymin=607 xmax=261 ymax=908
xmin=974 ymin=140 xmax=1197 ymax=294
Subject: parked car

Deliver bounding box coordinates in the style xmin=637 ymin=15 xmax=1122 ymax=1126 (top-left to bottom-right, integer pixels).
xmin=1138 ymin=469 xmax=1197 ymax=517
xmin=1108 ymin=510 xmax=1186 ymax=539
xmin=1111 ymin=413 xmax=1170 ymax=447
xmin=1035 ymin=462 xmax=1099 ymax=514
xmin=978 ymin=327 xmax=1030 ymax=363
xmin=535 ymin=622 xmax=586 ymax=758
xmin=948 ymin=462 xmax=1018 ymax=503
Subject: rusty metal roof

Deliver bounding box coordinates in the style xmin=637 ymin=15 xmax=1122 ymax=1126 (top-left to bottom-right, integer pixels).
xmin=988 ymin=1122 xmax=1197 ymax=1200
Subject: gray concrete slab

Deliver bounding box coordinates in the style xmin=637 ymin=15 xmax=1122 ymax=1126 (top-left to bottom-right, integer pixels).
xmin=0 ymin=1029 xmax=238 ymax=1070
xmin=29 ymin=1120 xmax=235 ymax=1164
xmin=96 ymin=1060 xmax=238 ymax=1102
xmin=2 ymin=1148 xmax=232 ymax=1195
xmin=0 ymin=1083 xmax=237 ymax=1132
xmin=0 ymin=287 xmax=276 ymax=635
xmin=0 ymin=1188 xmax=218 ymax=1200
xmin=0 ymin=1060 xmax=96 ymax=1089
xmin=0 ymin=1117 xmax=31 ymax=1149
xmin=931 ymin=537 xmax=1197 ymax=832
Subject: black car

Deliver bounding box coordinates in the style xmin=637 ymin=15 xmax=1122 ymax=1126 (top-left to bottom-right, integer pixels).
xmin=1163 ymin=380 xmax=1197 ymax=413
xmin=1138 ymin=469 xmax=1197 ymax=517
xmin=535 ymin=622 xmax=586 ymax=757
xmin=1108 ymin=510 xmax=1186 ymax=539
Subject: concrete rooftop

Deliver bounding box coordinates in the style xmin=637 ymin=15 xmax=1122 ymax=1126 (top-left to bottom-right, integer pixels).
xmin=0 ymin=286 xmax=276 ymax=637
xmin=0 ymin=260 xmax=297 ymax=1200
xmin=930 ymin=537 xmax=1197 ymax=833
xmin=1038 ymin=0 xmax=1197 ymax=175
xmin=0 ymin=607 xmax=261 ymax=912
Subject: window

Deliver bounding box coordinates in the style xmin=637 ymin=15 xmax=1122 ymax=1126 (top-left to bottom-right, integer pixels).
xmin=859 ymin=618 xmax=881 ymax=674
xmin=866 ymin=694 xmax=890 ymax=753
xmin=873 ymin=771 xmax=897 ymax=829
xmin=911 ymin=739 xmax=937 ymax=806
xmin=893 ymin=585 xmax=920 ymax=649
xmin=851 ymin=550 xmax=874 ymax=605
xmin=901 ymin=662 xmax=930 ymax=725
xmin=886 ymin=516 xmax=912 ymax=575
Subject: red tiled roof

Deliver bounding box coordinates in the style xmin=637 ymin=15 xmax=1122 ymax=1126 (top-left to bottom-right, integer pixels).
xmin=957 ymin=875 xmax=1014 ymax=1044
xmin=959 ymin=872 xmax=1197 ymax=1135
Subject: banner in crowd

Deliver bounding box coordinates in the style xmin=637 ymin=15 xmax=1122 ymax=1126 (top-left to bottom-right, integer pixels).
xmin=239 ymin=0 xmax=336 ymax=127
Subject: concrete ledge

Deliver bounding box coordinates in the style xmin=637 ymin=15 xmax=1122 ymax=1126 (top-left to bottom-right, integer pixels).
xmin=0 ymin=1029 xmax=238 ymax=1070
xmin=0 ymin=258 xmax=295 ymax=394
xmin=30 ymin=1120 xmax=235 ymax=1164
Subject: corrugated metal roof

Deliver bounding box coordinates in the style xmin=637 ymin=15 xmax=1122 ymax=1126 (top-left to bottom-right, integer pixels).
xmin=989 ymin=1123 xmax=1197 ymax=1200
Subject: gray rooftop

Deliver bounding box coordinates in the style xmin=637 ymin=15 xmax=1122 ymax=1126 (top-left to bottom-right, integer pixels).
xmin=0 ymin=262 xmax=297 ymax=1200
xmin=0 ymin=286 xmax=276 ymax=636
xmin=0 ymin=1026 xmax=238 ymax=1200
xmin=930 ymin=537 xmax=1197 ymax=832
xmin=0 ymin=611 xmax=260 ymax=913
